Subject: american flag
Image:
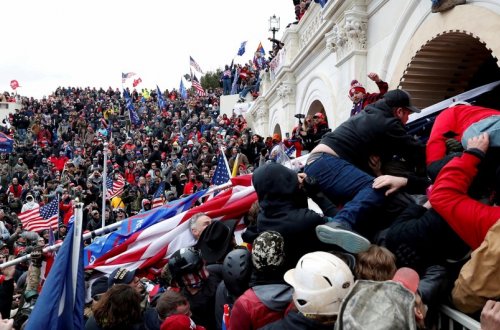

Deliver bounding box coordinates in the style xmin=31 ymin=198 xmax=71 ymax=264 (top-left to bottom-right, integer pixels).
xmin=189 ymin=56 xmax=203 ymax=73
xmin=19 ymin=197 xmax=59 ymax=232
xmin=122 ymin=72 xmax=136 ymax=83
xmin=106 ymin=174 xmax=125 ymax=199
xmin=212 ymin=153 xmax=231 ymax=185
xmin=152 ymin=182 xmax=165 ymax=209
xmin=85 ymin=176 xmax=255 ymax=274
xmin=191 ymin=75 xmax=206 ymax=96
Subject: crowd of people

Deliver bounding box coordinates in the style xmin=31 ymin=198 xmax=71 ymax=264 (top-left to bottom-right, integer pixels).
xmin=1 ymin=69 xmax=500 ymax=329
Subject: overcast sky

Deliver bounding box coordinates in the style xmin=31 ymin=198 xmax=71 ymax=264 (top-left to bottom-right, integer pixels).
xmin=1 ymin=0 xmax=296 ymax=98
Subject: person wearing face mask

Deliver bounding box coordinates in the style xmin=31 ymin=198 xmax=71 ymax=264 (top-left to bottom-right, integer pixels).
xmin=21 ymin=194 xmax=39 ymax=213
xmin=168 ymin=247 xmax=221 ymax=330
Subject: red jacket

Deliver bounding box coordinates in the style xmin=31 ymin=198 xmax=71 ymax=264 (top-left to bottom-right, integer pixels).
xmin=430 ymin=152 xmax=500 ymax=249
xmin=426 ymin=105 xmax=500 ymax=165
xmin=8 ymin=184 xmax=23 ymax=198
xmin=229 ymin=286 xmax=291 ymax=330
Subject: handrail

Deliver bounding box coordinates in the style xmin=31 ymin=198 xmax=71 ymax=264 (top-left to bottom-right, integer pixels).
xmin=439 ymin=305 xmax=480 ymax=330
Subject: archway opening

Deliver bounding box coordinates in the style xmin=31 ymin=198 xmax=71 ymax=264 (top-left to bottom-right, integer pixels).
xmin=306 ymin=100 xmax=328 ymax=127
xmin=273 ymin=124 xmax=282 ymax=139
xmin=399 ymin=31 xmax=500 ymax=109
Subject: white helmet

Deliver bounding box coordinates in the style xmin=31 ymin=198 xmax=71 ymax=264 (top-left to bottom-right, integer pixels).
xmin=284 ymin=251 xmax=354 ymax=315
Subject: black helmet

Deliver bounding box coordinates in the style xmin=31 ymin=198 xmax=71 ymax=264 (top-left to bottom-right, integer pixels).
xmin=223 ymin=248 xmax=252 ymax=297
xmin=168 ymin=247 xmax=203 ymax=279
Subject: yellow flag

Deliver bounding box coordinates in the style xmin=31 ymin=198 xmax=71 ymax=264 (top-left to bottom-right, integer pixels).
xmin=231 ymin=154 xmax=240 ymax=177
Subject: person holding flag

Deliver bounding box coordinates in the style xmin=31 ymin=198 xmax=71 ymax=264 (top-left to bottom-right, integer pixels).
xmin=156 ymin=86 xmax=166 ymax=110
xmin=24 ymin=203 xmax=85 ymax=330
xmin=221 ymin=65 xmax=232 ymax=95
xmin=228 ymin=147 xmax=249 ymax=177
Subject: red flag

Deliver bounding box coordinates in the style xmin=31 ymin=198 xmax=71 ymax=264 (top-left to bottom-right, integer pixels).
xmin=86 ymin=176 xmax=256 ymax=274
xmin=132 ymin=78 xmax=142 ymax=87
xmin=10 ymin=80 xmax=20 ymax=90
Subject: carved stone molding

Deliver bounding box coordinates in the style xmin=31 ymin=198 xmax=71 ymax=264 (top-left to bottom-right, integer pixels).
xmin=255 ymin=105 xmax=269 ymax=121
xmin=325 ymin=9 xmax=368 ymax=65
xmin=299 ymin=10 xmax=323 ymax=51
xmin=277 ymin=83 xmax=295 ymax=99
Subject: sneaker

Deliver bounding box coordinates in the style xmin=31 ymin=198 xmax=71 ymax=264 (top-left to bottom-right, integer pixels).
xmin=316 ymin=222 xmax=370 ymax=254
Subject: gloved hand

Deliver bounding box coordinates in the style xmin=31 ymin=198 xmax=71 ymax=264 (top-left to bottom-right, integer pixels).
xmin=445 ymin=138 xmax=463 ymax=154
xmin=30 ymin=246 xmax=44 ymax=268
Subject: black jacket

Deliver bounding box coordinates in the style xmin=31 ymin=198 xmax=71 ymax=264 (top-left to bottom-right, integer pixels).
xmin=382 ymin=203 xmax=469 ymax=272
xmin=243 ymin=163 xmax=328 ymax=269
xmin=260 ymin=310 xmax=334 ymax=330
xmin=0 ymin=278 xmax=14 ymax=319
xmin=320 ymin=99 xmax=425 ymax=174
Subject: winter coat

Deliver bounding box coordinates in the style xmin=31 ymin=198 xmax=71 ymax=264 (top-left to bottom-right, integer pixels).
xmin=243 ymin=163 xmax=328 ymax=269
xmin=320 ymin=98 xmax=425 ymax=174
xmin=260 ymin=310 xmax=333 ymax=330
xmin=229 ymin=284 xmax=292 ymax=330
xmin=430 ymin=151 xmax=500 ymax=250
xmin=426 ymin=105 xmax=500 ymax=165
xmin=452 ymin=220 xmax=500 ymax=314
xmin=384 ymin=202 xmax=469 ymax=272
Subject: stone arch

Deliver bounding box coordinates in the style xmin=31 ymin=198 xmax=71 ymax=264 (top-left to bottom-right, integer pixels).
xmin=399 ymin=31 xmax=499 ymax=108
xmin=385 ymin=4 xmax=500 ymax=108
xmin=298 ymin=74 xmax=336 ymax=128
xmin=272 ymin=123 xmax=282 ymax=138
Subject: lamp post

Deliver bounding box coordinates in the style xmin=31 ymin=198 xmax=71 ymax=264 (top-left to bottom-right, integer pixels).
xmin=269 ymin=14 xmax=280 ymax=40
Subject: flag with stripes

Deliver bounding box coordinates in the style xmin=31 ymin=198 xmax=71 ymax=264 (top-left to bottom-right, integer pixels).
xmin=19 ymin=197 xmax=59 ymax=232
xmin=84 ymin=189 xmax=207 ymax=267
xmin=189 ymin=56 xmax=203 ymax=73
xmin=191 ymin=75 xmax=206 ymax=96
xmin=85 ymin=176 xmax=255 ymax=274
xmin=106 ymin=174 xmax=125 ymax=199
xmin=122 ymin=72 xmax=136 ymax=83
xmin=212 ymin=153 xmax=231 ymax=185
xmin=152 ymin=182 xmax=166 ymax=209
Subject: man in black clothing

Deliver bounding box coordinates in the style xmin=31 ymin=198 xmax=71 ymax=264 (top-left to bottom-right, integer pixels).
xmin=304 ymin=89 xmax=425 ymax=254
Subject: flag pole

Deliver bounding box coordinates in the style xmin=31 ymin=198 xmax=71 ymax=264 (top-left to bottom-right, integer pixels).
xmin=0 ymin=179 xmax=240 ymax=269
xmin=220 ymin=147 xmax=232 ymax=178
xmin=101 ymin=143 xmax=108 ymax=229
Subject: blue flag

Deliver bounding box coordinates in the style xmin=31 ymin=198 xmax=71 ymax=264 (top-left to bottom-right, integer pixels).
xmin=230 ymin=66 xmax=240 ymax=95
xmin=237 ymin=41 xmax=247 ymax=56
xmin=84 ymin=190 xmax=206 ymax=267
xmin=0 ymin=132 xmax=13 ymax=153
xmin=156 ymin=85 xmax=166 ymax=110
xmin=179 ymin=79 xmax=188 ymax=100
xmin=123 ymin=89 xmax=141 ymax=126
xmin=26 ymin=219 xmax=84 ymax=330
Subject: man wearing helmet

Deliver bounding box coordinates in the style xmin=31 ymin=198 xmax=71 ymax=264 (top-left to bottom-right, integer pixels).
xmin=260 ymin=251 xmax=354 ymax=329
xmin=168 ymin=247 xmax=221 ymax=330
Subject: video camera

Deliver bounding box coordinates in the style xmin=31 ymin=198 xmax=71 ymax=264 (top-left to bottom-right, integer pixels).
xmin=294 ymin=113 xmax=306 ymax=125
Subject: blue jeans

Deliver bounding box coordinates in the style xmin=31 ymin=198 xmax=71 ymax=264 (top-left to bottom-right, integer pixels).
xmin=222 ymin=78 xmax=231 ymax=95
xmin=304 ymin=153 xmax=385 ymax=228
